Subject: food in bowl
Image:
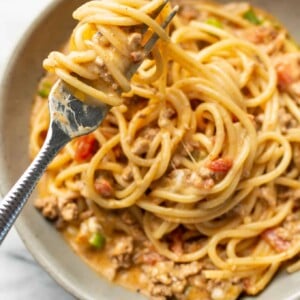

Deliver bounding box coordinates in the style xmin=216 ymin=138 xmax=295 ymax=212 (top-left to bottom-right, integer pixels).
xmin=30 ymin=0 xmax=300 ymax=299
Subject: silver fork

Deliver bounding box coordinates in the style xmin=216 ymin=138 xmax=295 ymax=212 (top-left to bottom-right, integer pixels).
xmin=0 ymin=2 xmax=178 ymax=244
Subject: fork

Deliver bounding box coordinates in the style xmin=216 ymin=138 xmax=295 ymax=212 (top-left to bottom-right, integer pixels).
xmin=0 ymin=1 xmax=178 ymax=244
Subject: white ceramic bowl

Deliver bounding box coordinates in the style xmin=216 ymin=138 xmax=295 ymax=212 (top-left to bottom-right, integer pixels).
xmin=1 ymin=1 xmax=300 ymax=299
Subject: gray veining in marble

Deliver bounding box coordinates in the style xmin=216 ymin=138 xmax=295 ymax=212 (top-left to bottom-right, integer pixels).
xmin=0 ymin=229 xmax=75 ymax=300
xmin=0 ymin=1 xmax=75 ymax=299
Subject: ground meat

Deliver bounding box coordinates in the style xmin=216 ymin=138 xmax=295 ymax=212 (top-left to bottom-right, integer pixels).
xmin=143 ymin=261 xmax=202 ymax=300
xmin=150 ymin=284 xmax=174 ymax=300
xmin=60 ymin=202 xmax=79 ymax=222
xmin=168 ymin=169 xmax=189 ymax=189
xmin=284 ymin=214 xmax=300 ymax=240
xmin=94 ymin=59 xmax=116 ymax=87
xmin=138 ymin=128 xmax=160 ymax=143
xmin=167 ymin=167 xmax=218 ymax=191
xmin=120 ymin=210 xmax=137 ymax=225
xmin=207 ymin=279 xmax=243 ymax=300
xmin=159 ymin=106 xmax=176 ymax=127
xmin=188 ymin=273 xmax=208 ymax=290
xmin=134 ymin=248 xmax=165 ymax=265
xmin=187 ymin=171 xmax=203 ymax=188
xmin=35 ymin=194 xmax=82 ymax=224
xmin=109 ymin=236 xmax=134 ymax=269
xmin=128 ymin=32 xmax=142 ymax=51
xmin=241 ymin=26 xmax=278 ymax=45
xmin=118 ymin=210 xmax=146 ymax=241
xmin=121 ymin=165 xmax=134 ymax=182
xmin=198 ymin=166 xmax=212 ymax=178
xmin=198 ymin=167 xmax=216 ymax=189
xmin=34 ymin=196 xmax=59 ymax=220
xmin=56 ymin=195 xmax=73 ymax=210
xmin=147 ymin=126 xmax=161 ymax=136
xmin=237 ymin=25 xmax=285 ymax=54
xmin=179 ymin=4 xmax=199 ymax=21
xmin=171 ymin=154 xmax=182 ymax=168
xmin=130 ymin=51 xmax=144 ymax=62
xmin=262 ymin=227 xmax=291 ymax=252
xmin=79 ymin=209 xmax=94 ymax=221
xmin=132 ymin=137 xmax=150 ymax=155
xmin=162 ymin=106 xmax=176 ymax=119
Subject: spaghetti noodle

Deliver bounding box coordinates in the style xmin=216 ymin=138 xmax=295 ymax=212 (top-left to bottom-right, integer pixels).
xmin=31 ymin=0 xmax=300 ymax=299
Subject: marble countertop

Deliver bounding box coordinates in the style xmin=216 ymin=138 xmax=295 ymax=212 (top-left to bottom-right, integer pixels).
xmin=0 ymin=1 xmax=74 ymax=299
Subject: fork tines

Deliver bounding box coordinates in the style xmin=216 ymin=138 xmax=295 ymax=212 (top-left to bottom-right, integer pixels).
xmin=125 ymin=1 xmax=178 ymax=79
xmin=141 ymin=0 xmax=169 ymax=34
xmin=143 ymin=5 xmax=179 ymax=56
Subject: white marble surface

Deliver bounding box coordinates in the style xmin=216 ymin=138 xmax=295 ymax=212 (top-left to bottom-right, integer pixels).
xmin=0 ymin=1 xmax=75 ymax=299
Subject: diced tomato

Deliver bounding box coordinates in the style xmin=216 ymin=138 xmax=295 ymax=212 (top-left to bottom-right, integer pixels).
xmin=74 ymin=134 xmax=99 ymax=162
xmin=275 ymin=54 xmax=300 ymax=91
xmin=207 ymin=158 xmax=233 ymax=173
xmin=243 ymin=278 xmax=251 ymax=291
xmin=94 ymin=177 xmax=114 ymax=198
xmin=277 ymin=66 xmax=294 ymax=90
xmin=232 ymin=114 xmax=239 ymax=122
xmin=261 ymin=228 xmax=291 ymax=252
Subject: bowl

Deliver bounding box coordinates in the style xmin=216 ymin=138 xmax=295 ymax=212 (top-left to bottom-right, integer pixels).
xmin=1 ymin=0 xmax=300 ymax=299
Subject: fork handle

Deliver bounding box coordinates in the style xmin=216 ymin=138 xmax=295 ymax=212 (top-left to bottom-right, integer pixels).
xmin=0 ymin=123 xmax=70 ymax=244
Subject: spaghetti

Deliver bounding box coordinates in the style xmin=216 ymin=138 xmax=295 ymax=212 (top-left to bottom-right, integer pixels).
xmin=31 ymin=0 xmax=300 ymax=299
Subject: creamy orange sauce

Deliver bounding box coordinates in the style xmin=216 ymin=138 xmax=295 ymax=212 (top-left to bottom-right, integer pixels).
xmin=63 ymin=230 xmax=149 ymax=295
